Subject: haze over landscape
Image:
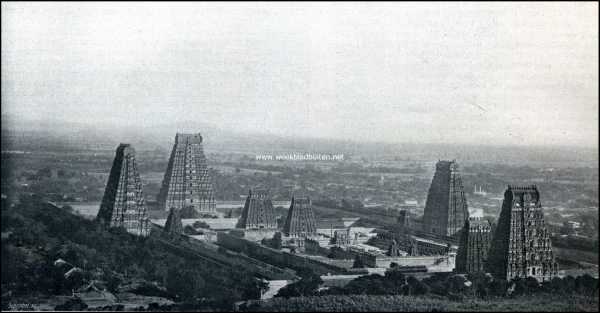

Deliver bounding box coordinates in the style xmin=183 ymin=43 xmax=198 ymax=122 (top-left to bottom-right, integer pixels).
xmin=1 ymin=3 xmax=599 ymax=312
xmin=2 ymin=2 xmax=598 ymax=148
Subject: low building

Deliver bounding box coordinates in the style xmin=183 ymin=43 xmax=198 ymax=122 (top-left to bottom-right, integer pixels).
xmin=332 ymin=229 xmax=352 ymax=247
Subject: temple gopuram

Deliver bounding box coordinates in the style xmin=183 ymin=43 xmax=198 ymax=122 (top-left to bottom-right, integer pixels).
xmin=158 ymin=133 xmax=216 ymax=218
xmin=423 ymin=160 xmax=469 ymax=237
xmin=237 ymin=188 xmax=277 ymax=230
xmin=283 ymin=196 xmax=317 ymax=238
xmin=97 ymin=144 xmax=150 ymax=237
xmin=486 ymin=185 xmax=558 ymax=281
xmin=456 ymin=217 xmax=492 ymax=273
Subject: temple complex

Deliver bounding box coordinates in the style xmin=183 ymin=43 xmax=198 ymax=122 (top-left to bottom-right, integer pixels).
xmin=97 ymin=144 xmax=150 ymax=237
xmin=423 ymin=160 xmax=469 ymax=237
xmin=486 ymin=185 xmax=558 ymax=281
xmin=158 ymin=133 xmax=216 ymax=218
xmin=283 ymin=196 xmax=317 ymax=237
xmin=456 ymin=217 xmax=492 ymax=273
xmin=237 ymin=188 xmax=277 ymax=230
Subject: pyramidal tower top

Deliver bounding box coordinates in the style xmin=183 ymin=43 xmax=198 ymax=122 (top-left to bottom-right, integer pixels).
xmin=422 ymin=160 xmax=469 ymax=237
xmin=158 ymin=133 xmax=216 ymax=218
xmin=237 ymin=188 xmax=277 ymax=229
xmin=486 ymin=185 xmax=558 ymax=281
xmin=283 ymin=196 xmax=317 ymax=238
xmin=97 ymin=144 xmax=150 ymax=237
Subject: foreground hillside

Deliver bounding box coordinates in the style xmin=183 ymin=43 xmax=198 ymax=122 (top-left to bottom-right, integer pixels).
xmin=239 ymin=294 xmax=599 ymax=312
xmin=1 ymin=195 xmax=265 ymax=310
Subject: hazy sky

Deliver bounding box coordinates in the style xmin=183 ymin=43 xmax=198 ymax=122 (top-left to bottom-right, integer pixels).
xmin=2 ymin=2 xmax=598 ymax=147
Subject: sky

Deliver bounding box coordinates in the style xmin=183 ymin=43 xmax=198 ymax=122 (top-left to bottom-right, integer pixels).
xmin=1 ymin=2 xmax=598 ymax=148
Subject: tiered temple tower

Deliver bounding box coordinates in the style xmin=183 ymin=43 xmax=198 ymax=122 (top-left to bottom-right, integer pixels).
xmin=236 ymin=188 xmax=277 ymax=229
xmin=397 ymin=209 xmax=410 ymax=233
xmin=456 ymin=217 xmax=492 ymax=273
xmin=283 ymin=196 xmax=317 ymax=237
xmin=97 ymin=144 xmax=150 ymax=237
xmin=423 ymin=160 xmax=469 ymax=237
xmin=158 ymin=133 xmax=216 ymax=218
xmin=486 ymin=185 xmax=558 ymax=281
xmin=164 ymin=207 xmax=183 ymax=235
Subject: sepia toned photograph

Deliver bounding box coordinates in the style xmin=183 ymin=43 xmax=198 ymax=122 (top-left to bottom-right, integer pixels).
xmin=1 ymin=1 xmax=598 ymax=312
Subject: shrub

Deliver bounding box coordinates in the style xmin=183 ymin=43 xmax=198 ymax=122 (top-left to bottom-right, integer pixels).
xmin=192 ymin=221 xmax=210 ymax=229
xmin=275 ymin=273 xmax=323 ymax=298
xmin=576 ymin=274 xmax=599 ymax=295
xmin=407 ymin=275 xmax=429 ymax=295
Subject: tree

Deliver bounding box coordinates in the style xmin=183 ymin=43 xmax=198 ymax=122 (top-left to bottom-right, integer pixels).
xmin=165 ymin=266 xmax=206 ymax=301
xmin=445 ymin=275 xmax=469 ymax=294
xmin=407 ymin=276 xmax=429 ymax=295
xmin=575 ymin=274 xmax=598 ymax=295
xmin=275 ymin=274 xmax=323 ymax=298
xmin=271 ymin=232 xmax=282 ymax=250
xmin=192 ymin=221 xmax=210 ymax=229
xmin=183 ymin=225 xmax=202 ymax=235
xmin=104 ymin=271 xmax=123 ymax=293
xmin=488 ymin=278 xmax=508 ymax=297
xmin=510 ymin=277 xmax=539 ymax=296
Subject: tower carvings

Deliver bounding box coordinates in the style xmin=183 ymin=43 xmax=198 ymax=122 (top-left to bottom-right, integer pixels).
xmin=423 ymin=160 xmax=469 ymax=237
xmin=486 ymin=185 xmax=558 ymax=281
xmin=283 ymin=197 xmax=317 ymax=237
xmin=456 ymin=217 xmax=492 ymax=273
xmin=237 ymin=188 xmax=277 ymax=230
xmin=97 ymin=144 xmax=150 ymax=237
xmin=158 ymin=133 xmax=216 ymax=218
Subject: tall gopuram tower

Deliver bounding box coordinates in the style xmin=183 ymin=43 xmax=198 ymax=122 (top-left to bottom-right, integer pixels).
xmin=237 ymin=188 xmax=277 ymax=229
xmin=423 ymin=160 xmax=469 ymax=237
xmin=97 ymin=144 xmax=150 ymax=237
xmin=456 ymin=217 xmax=492 ymax=274
xmin=158 ymin=133 xmax=216 ymax=218
xmin=283 ymin=196 xmax=317 ymax=237
xmin=486 ymin=185 xmax=558 ymax=282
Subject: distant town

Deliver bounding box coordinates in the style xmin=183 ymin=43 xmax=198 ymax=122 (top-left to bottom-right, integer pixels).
xmin=1 ymin=130 xmax=597 ymax=311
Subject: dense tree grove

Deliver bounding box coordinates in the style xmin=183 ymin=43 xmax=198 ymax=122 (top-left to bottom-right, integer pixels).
xmin=272 ymin=265 xmax=598 ymax=303
xmin=320 ymin=269 xmax=599 ymax=300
